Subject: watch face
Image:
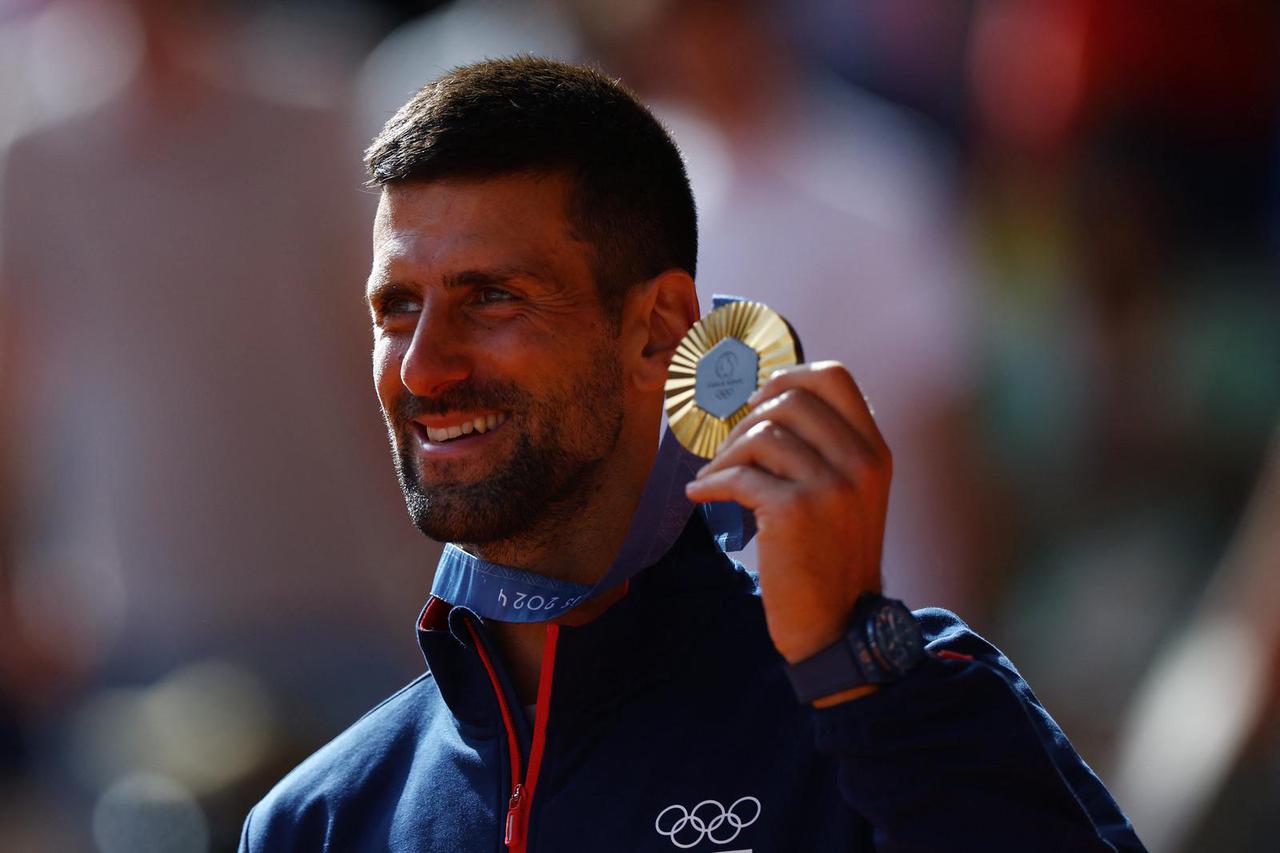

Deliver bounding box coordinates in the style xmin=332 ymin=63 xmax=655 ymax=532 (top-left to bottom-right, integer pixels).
xmin=871 ymin=603 xmax=924 ymax=675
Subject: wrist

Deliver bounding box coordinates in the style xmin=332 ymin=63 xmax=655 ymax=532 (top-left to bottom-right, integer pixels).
xmin=774 ymin=593 xmax=874 ymax=663
xmin=776 ymin=623 xmax=847 ymax=665
xmin=783 ymin=593 xmax=924 ymax=704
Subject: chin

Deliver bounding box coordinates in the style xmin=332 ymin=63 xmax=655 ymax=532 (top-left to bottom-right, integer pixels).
xmin=404 ymin=489 xmax=542 ymax=545
xmin=395 ymin=450 xmax=543 ymax=544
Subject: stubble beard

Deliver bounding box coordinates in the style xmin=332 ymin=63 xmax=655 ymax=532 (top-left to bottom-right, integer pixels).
xmin=389 ymin=349 xmax=625 ymax=548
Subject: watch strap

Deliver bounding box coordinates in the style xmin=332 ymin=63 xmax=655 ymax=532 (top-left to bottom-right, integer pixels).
xmin=784 ymin=628 xmax=875 ymax=704
xmin=784 ymin=593 xmax=921 ymax=704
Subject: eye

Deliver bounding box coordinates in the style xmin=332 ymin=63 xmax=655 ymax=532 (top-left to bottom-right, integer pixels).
xmin=370 ymin=289 xmax=422 ymax=326
xmin=384 ymin=295 xmax=423 ymax=315
xmin=475 ymin=286 xmax=517 ymax=305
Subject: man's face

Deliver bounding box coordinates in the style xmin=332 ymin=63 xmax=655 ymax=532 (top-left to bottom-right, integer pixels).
xmin=367 ymin=173 xmax=626 ymax=545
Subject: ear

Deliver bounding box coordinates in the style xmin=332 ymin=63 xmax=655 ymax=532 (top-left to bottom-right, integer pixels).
xmin=622 ymin=269 xmax=699 ymax=393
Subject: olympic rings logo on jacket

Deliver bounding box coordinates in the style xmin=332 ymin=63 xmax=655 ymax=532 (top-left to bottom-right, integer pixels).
xmin=654 ymin=796 xmax=762 ymax=848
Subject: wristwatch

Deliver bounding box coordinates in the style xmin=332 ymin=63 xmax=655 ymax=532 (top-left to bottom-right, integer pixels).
xmin=785 ymin=593 xmax=925 ymax=704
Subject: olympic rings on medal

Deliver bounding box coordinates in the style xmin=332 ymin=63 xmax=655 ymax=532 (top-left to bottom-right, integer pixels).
xmin=654 ymin=796 xmax=762 ymax=848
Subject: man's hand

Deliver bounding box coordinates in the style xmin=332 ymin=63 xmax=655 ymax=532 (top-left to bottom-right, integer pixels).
xmin=685 ymin=361 xmax=892 ymax=667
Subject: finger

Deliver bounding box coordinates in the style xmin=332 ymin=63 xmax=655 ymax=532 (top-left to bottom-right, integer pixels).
xmin=685 ymin=462 xmax=791 ymax=510
xmin=699 ymin=419 xmax=834 ymax=484
xmin=718 ymin=386 xmax=878 ymax=472
xmin=747 ymin=361 xmax=887 ymax=453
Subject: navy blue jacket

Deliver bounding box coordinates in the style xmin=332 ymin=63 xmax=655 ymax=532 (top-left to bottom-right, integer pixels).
xmin=241 ymin=518 xmax=1146 ymax=852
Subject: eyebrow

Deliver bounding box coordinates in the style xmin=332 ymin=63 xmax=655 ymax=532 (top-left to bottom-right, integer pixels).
xmin=441 ymin=266 xmax=543 ymax=289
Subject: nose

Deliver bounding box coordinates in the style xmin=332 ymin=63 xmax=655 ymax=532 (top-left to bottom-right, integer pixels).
xmin=400 ymin=301 xmax=472 ymax=397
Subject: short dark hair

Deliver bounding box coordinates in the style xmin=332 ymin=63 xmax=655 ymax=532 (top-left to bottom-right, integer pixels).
xmin=364 ymin=56 xmax=697 ymax=320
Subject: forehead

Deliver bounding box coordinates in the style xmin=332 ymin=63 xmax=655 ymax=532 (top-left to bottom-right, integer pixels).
xmin=371 ymin=173 xmax=586 ymax=280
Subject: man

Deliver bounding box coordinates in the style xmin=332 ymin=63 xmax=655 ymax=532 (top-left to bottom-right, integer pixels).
xmin=242 ymin=57 xmax=1145 ymax=852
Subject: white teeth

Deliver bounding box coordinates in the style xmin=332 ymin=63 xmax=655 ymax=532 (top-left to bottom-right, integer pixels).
xmin=423 ymin=413 xmax=507 ymax=443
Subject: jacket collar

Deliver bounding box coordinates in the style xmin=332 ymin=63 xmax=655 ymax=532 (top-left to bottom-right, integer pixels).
xmin=415 ymin=514 xmax=758 ymax=725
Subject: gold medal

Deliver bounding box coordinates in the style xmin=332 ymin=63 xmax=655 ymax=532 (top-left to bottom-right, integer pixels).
xmin=664 ymin=300 xmax=802 ymax=459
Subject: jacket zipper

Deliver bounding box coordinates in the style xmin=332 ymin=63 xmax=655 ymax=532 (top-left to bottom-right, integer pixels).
xmin=467 ymin=620 xmax=561 ymax=853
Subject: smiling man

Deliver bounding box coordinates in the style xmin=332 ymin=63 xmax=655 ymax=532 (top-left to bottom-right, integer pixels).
xmin=240 ymin=57 xmax=1145 ymax=852
xmin=372 ymin=174 xmax=632 ymax=554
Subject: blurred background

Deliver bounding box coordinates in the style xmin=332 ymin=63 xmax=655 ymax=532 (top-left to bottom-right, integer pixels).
xmin=0 ymin=0 xmax=1276 ymax=850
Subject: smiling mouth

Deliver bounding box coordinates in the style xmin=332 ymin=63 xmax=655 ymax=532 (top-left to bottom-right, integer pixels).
xmin=418 ymin=412 xmax=509 ymax=444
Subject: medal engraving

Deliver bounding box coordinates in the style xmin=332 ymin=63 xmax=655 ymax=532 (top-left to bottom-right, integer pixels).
xmin=664 ymin=300 xmax=802 ymax=459
xmin=695 ymin=337 xmax=759 ymax=419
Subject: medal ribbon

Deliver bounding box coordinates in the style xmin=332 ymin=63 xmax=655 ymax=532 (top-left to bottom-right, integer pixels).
xmin=428 ymin=296 xmax=758 ymax=623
